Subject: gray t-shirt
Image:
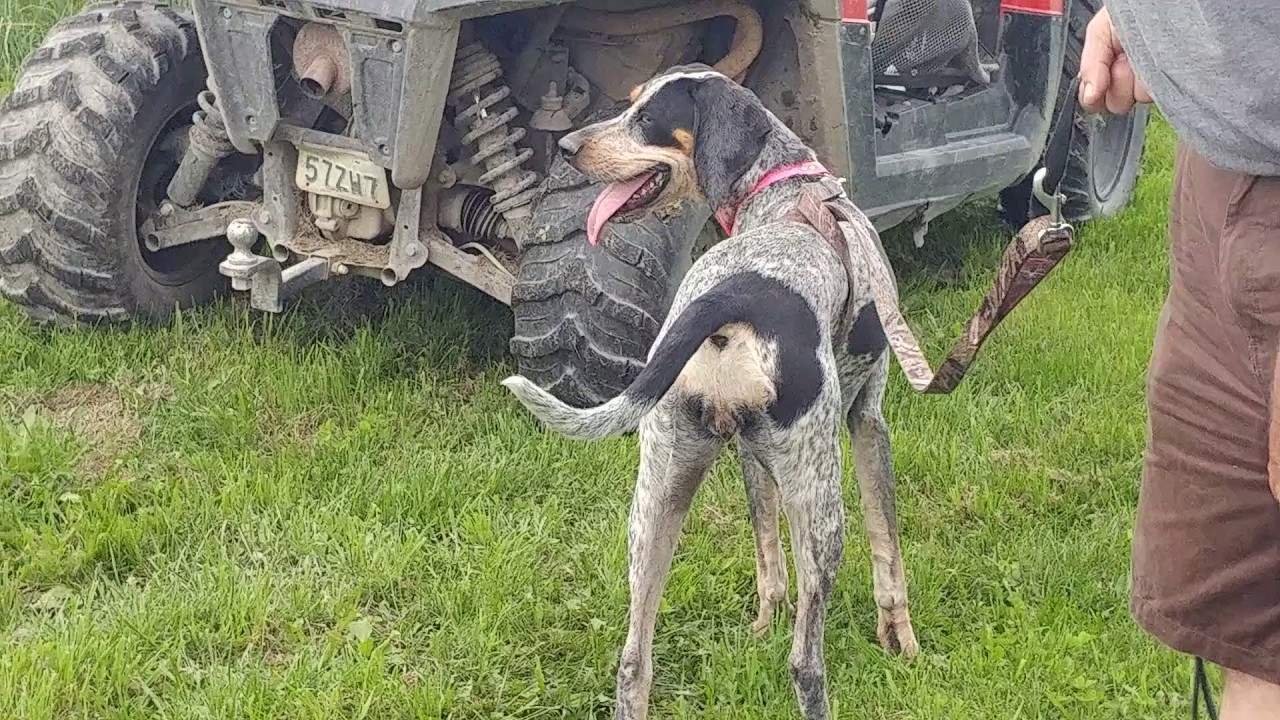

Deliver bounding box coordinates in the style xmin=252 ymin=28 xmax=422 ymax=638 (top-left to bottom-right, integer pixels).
xmin=1105 ymin=0 xmax=1280 ymax=176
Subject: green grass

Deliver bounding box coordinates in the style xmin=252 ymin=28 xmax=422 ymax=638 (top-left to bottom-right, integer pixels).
xmin=0 ymin=1 xmax=1194 ymax=717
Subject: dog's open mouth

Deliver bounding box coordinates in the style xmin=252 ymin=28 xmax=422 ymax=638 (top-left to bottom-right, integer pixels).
xmin=586 ymin=165 xmax=671 ymax=245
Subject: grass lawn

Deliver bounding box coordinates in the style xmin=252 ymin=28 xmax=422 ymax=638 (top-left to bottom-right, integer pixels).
xmin=1 ymin=1 xmax=1194 ymax=718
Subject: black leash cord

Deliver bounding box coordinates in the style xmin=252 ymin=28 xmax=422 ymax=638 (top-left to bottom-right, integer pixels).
xmin=1041 ymin=75 xmax=1083 ymax=198
xmin=1027 ymin=75 xmax=1083 ymax=221
xmin=1192 ymin=656 xmax=1219 ymax=720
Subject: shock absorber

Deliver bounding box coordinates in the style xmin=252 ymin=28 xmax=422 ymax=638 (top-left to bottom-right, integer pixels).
xmin=448 ymin=42 xmax=540 ymax=238
xmin=166 ymin=88 xmax=236 ymax=208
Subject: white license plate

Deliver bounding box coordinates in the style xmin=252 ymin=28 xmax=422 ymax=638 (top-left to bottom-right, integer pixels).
xmin=295 ymin=144 xmax=391 ymax=209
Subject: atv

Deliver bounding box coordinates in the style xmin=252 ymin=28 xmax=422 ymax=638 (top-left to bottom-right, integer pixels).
xmin=0 ymin=0 xmax=1146 ymax=406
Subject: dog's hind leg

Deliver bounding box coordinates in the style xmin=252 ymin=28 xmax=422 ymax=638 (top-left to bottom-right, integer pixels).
xmin=739 ymin=442 xmax=791 ymax=635
xmin=848 ymin=357 xmax=920 ymax=657
xmin=766 ymin=410 xmax=845 ymax=720
xmin=615 ymin=409 xmax=722 ymax=720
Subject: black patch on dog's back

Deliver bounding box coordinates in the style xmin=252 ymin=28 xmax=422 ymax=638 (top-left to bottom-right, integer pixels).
xmin=624 ymin=271 xmax=824 ymax=429
xmin=846 ymin=301 xmax=887 ymax=359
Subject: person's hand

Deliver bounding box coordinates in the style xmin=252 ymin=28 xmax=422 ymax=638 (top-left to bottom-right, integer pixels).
xmin=1077 ymin=7 xmax=1151 ymax=115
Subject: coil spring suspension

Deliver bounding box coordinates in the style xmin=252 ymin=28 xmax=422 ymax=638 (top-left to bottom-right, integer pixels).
xmin=166 ymin=89 xmax=236 ymax=208
xmin=448 ymin=43 xmax=540 ymax=229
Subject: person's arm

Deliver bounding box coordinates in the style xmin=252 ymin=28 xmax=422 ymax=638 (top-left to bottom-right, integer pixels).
xmin=1076 ymin=6 xmax=1152 ymax=115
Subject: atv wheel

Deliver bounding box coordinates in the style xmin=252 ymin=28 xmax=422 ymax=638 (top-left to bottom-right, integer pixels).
xmin=0 ymin=2 xmax=244 ymax=325
xmin=998 ymin=0 xmax=1149 ymax=226
xmin=510 ymin=156 xmax=704 ymax=408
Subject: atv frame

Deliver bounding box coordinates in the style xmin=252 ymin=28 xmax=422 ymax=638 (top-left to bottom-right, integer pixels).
xmin=0 ymin=0 xmax=1147 ymax=405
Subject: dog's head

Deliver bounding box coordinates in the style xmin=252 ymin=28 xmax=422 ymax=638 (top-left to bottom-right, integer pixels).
xmin=558 ymin=65 xmax=778 ymax=245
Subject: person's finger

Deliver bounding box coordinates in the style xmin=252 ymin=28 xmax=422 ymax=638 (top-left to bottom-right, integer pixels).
xmin=1134 ymin=72 xmax=1153 ymax=105
xmin=1078 ymin=9 xmax=1116 ymax=112
xmin=1106 ymin=54 xmax=1138 ymax=115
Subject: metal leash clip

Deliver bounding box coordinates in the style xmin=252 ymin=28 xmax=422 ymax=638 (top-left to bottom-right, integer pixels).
xmin=1032 ymin=166 xmax=1071 ymax=233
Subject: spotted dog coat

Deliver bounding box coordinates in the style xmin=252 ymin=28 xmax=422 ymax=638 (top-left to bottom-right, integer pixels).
xmin=502 ymin=65 xmax=919 ymax=720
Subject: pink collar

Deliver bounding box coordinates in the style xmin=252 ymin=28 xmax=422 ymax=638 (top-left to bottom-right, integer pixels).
xmin=713 ymin=160 xmax=831 ymax=235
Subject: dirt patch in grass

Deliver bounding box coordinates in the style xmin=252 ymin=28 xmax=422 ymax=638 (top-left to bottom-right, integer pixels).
xmin=41 ymin=383 xmax=141 ymax=478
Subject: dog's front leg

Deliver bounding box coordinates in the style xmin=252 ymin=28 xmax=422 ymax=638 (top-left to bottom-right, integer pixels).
xmin=775 ymin=418 xmax=845 ymax=720
xmin=738 ymin=442 xmax=791 ymax=635
xmin=848 ymin=365 xmax=920 ymax=657
xmin=615 ymin=413 xmax=722 ymax=720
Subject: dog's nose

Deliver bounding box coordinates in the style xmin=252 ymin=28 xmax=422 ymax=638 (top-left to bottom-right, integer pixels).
xmin=558 ymin=133 xmax=582 ymax=158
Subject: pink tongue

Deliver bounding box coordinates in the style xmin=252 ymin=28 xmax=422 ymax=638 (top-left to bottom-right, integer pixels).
xmin=586 ymin=172 xmax=657 ymax=246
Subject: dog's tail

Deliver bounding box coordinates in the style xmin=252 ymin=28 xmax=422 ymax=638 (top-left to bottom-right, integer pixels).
xmin=501 ymin=284 xmax=746 ymax=440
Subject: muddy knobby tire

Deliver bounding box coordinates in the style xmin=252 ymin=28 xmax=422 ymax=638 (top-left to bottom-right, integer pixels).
xmin=0 ymin=2 xmax=223 ymax=325
xmin=510 ymin=155 xmax=703 ymax=408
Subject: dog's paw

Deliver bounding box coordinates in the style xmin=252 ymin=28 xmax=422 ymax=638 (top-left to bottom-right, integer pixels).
xmin=749 ymin=582 xmax=793 ymax=636
xmin=750 ymin=613 xmax=772 ymax=637
xmin=750 ymin=606 xmax=779 ymax=637
xmin=877 ymin=609 xmax=920 ymax=659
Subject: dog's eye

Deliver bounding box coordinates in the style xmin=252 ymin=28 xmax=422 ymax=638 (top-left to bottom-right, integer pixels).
xmin=636 ymin=112 xmax=654 ymax=126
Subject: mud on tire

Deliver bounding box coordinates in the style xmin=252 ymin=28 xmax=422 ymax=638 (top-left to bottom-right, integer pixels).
xmin=0 ymin=2 xmax=229 ymax=325
xmin=510 ymin=155 xmax=704 ymax=408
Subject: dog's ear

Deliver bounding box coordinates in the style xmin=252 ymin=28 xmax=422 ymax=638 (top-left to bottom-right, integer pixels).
xmin=691 ymin=77 xmax=771 ymax=210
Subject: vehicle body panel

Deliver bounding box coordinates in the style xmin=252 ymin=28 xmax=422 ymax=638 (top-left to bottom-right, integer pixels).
xmin=192 ymin=0 xmax=1074 ymax=233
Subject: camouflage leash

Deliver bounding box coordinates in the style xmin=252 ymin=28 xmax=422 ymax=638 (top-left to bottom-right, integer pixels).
xmin=787 ymin=73 xmax=1081 ymax=394
xmin=775 ymin=76 xmax=1081 ymax=393
xmin=874 ymin=211 xmax=1073 ymax=394
xmin=793 ymin=186 xmax=1073 ymax=394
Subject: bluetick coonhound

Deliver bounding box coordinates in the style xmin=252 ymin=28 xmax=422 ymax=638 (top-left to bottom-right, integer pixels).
xmin=501 ymin=64 xmax=919 ymax=720
xmin=501 ymin=51 xmax=1080 ymax=716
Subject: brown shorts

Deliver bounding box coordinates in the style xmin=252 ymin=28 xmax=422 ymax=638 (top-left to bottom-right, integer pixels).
xmin=1132 ymin=142 xmax=1280 ymax=684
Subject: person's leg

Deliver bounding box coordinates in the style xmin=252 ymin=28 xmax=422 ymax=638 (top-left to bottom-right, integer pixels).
xmin=1131 ymin=142 xmax=1280 ymax=695
xmin=1222 ymin=669 xmax=1280 ymax=720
